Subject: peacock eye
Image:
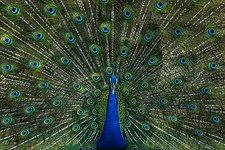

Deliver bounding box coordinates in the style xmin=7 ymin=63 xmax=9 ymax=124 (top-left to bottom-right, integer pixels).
xmin=64 ymin=59 xmax=69 ymax=64
xmin=174 ymin=28 xmax=182 ymax=36
xmin=87 ymin=98 xmax=94 ymax=105
xmin=20 ymin=129 xmax=30 ymax=137
xmin=42 ymin=82 xmax=47 ymax=87
xmin=103 ymin=27 xmax=109 ymax=33
xmin=39 ymin=82 xmax=48 ymax=89
xmin=37 ymin=33 xmax=43 ymax=39
xmin=119 ymin=46 xmax=129 ymax=57
xmin=72 ymin=124 xmax=81 ymax=131
xmin=196 ymin=130 xmax=201 ymax=134
xmin=124 ymin=72 xmax=132 ymax=81
xmin=142 ymin=123 xmax=150 ymax=130
xmin=138 ymin=108 xmax=144 ymax=114
xmin=169 ymin=115 xmax=177 ymax=122
xmin=94 ymin=89 xmax=101 ymax=97
xmin=122 ymin=89 xmax=129 ymax=96
xmin=61 ymin=57 xmax=70 ymax=65
xmin=129 ymin=98 xmax=136 ymax=105
xmin=76 ymin=16 xmax=83 ymax=22
xmin=78 ymin=109 xmax=84 ymax=114
xmin=156 ymin=2 xmax=163 ymax=9
xmin=160 ymin=98 xmax=167 ymax=105
xmin=121 ymin=49 xmax=126 ymax=54
xmin=25 ymin=106 xmax=35 ymax=114
xmin=210 ymin=115 xmax=220 ymax=123
xmin=69 ymin=36 xmax=74 ymax=42
xmin=5 ymin=64 xmax=12 ymax=70
xmin=92 ymin=48 xmax=98 ymax=53
xmin=125 ymin=11 xmax=131 ymax=17
xmin=173 ymin=79 xmax=181 ymax=85
xmin=145 ymin=34 xmax=151 ymax=40
xmin=149 ymin=58 xmax=154 ymax=63
xmin=74 ymin=83 xmax=81 ymax=90
xmin=100 ymin=22 xmax=111 ymax=34
xmin=140 ymin=82 xmax=148 ymax=89
xmin=89 ymin=44 xmax=101 ymax=55
xmin=48 ymin=7 xmax=56 ymax=15
xmin=4 ymin=37 xmax=11 ymax=44
xmin=5 ymin=118 xmax=10 ymax=122
xmin=13 ymin=91 xmax=18 ymax=96
xmin=91 ymin=122 xmax=98 ymax=129
xmin=10 ymin=90 xmax=20 ymax=98
xmin=1 ymin=117 xmax=13 ymax=125
xmin=210 ymin=63 xmax=216 ymax=68
xmin=79 ymin=147 xmax=83 ymax=150
xmin=34 ymin=61 xmax=40 ymax=67
xmin=202 ymin=87 xmax=209 ymax=93
xmin=33 ymin=62 xmax=38 ymax=66
xmin=11 ymin=6 xmax=19 ymax=14
xmin=195 ymin=129 xmax=203 ymax=136
xmin=54 ymin=99 xmax=62 ymax=106
xmin=123 ymin=7 xmax=133 ymax=19
xmin=23 ymin=130 xmax=28 ymax=134
xmin=208 ymin=28 xmax=215 ymax=35
xmin=44 ymin=117 xmax=53 ymax=125
xmin=180 ymin=58 xmax=186 ymax=64
xmin=188 ymin=103 xmax=197 ymax=110
xmin=209 ymin=63 xmax=217 ymax=69
xmin=148 ymin=56 xmax=158 ymax=65
xmin=92 ymin=73 xmax=101 ymax=82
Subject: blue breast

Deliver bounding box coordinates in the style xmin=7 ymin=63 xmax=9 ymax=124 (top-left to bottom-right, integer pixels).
xmin=97 ymin=89 xmax=126 ymax=150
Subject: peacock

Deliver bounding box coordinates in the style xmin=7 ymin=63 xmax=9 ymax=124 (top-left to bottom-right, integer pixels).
xmin=0 ymin=0 xmax=225 ymax=149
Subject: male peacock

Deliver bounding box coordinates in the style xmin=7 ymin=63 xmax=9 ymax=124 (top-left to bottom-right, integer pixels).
xmin=0 ymin=0 xmax=225 ymax=149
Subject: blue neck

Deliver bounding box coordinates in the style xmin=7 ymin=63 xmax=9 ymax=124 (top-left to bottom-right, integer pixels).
xmin=97 ymin=89 xmax=126 ymax=150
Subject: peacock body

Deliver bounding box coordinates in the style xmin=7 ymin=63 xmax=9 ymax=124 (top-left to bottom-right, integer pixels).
xmin=0 ymin=0 xmax=225 ymax=149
